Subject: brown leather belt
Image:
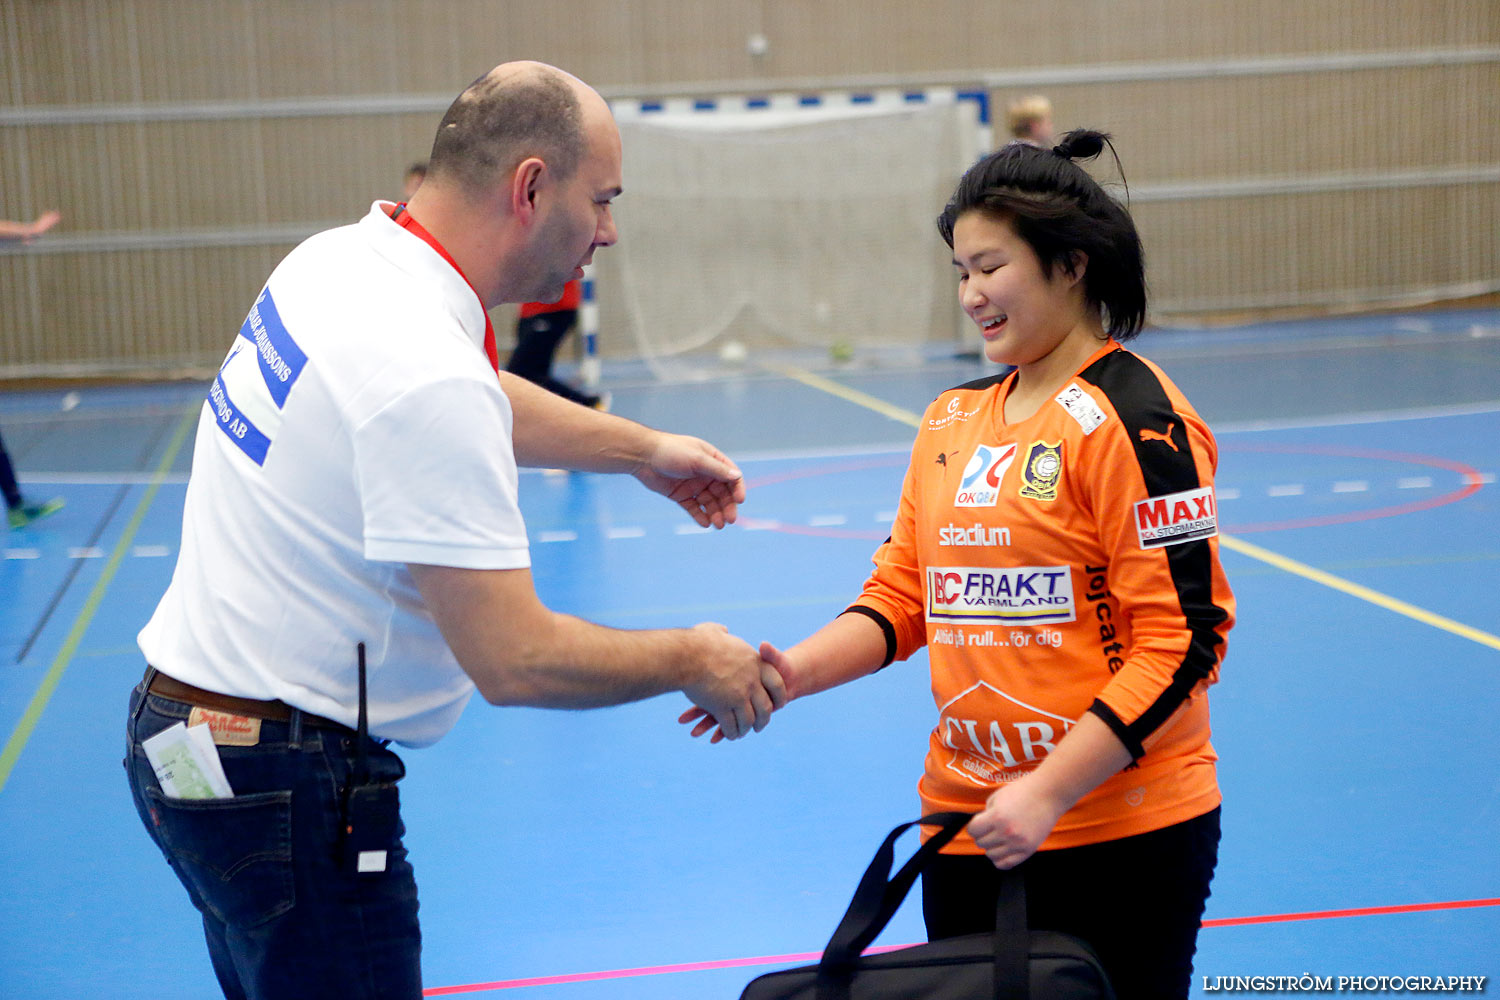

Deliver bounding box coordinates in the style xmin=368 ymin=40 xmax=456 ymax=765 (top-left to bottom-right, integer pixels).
xmin=146 ymin=668 xmax=349 ymax=731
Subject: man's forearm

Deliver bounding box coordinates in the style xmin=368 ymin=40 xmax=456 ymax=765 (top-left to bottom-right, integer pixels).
xmin=472 ymin=609 xmax=699 ymax=708
xmin=497 ymin=371 xmax=654 ymax=472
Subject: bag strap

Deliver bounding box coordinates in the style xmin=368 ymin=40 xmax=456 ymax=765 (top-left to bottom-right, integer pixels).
xmin=818 ymin=811 xmax=971 ymax=976
xmin=992 ymin=858 xmax=1029 ymax=999
xmin=815 ymin=813 xmax=1031 ymax=1000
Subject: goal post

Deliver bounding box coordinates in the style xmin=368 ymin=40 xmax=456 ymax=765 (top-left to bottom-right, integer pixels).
xmin=593 ymin=90 xmax=990 ymax=379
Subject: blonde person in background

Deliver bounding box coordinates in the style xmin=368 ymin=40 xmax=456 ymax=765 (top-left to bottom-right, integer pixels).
xmin=1 ymin=208 xmax=65 ymax=529
xmin=1006 ymin=95 xmax=1055 ymax=147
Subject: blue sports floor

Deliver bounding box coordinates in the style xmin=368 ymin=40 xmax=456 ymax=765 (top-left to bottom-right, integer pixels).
xmin=1 ymin=309 xmax=1497 ymax=997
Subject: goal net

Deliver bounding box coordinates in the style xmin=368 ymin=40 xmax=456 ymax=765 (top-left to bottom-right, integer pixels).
xmin=593 ymin=96 xmax=984 ymax=380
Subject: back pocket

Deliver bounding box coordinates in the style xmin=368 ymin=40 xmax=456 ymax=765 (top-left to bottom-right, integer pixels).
xmin=145 ymin=787 xmax=295 ymax=928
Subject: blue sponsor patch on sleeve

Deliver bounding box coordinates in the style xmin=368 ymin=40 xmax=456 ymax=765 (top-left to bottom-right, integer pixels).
xmin=208 ymin=286 xmax=307 ymax=465
xmin=238 ymin=288 xmax=307 ymax=409
xmin=208 ymin=371 xmax=272 ymax=465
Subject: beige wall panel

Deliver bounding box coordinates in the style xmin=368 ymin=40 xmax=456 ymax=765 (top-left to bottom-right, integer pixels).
xmin=1135 ymin=198 xmax=1296 ymax=309
xmin=627 ymin=0 xmax=765 ymax=85
xmin=6 ymin=1 xmax=1497 ymax=108
xmin=1027 ymin=63 xmax=1498 ymax=183
xmin=5 ymin=245 xmax=289 ymax=370
xmin=23 ymin=121 xmax=273 ymax=230
xmin=21 ymin=123 xmax=140 ymax=231
xmin=129 ymin=1 xmax=259 ymax=102
xmin=723 ymin=0 xmax=1497 ymax=84
xmin=247 ymin=2 xmax=411 ymax=98
xmin=0 ymin=127 xmax=36 ymax=207
xmin=1096 ymin=0 xmax=1497 ymax=64
xmin=1137 ymin=182 xmax=1499 ymax=313
xmin=258 ymin=114 xmax=433 ymax=222
xmin=0 ymin=255 xmax=41 ymax=364
xmin=4 ymin=1 xmax=138 ymax=104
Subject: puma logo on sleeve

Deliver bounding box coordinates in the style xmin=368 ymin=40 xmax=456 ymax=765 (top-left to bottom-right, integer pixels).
xmin=1138 ymin=422 xmax=1178 ymax=451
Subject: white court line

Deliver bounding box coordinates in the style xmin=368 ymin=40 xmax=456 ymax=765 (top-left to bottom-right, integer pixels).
xmin=1214 ymin=399 xmax=1500 ymax=434
xmin=5 ymin=546 xmax=172 ymax=561
xmin=16 ymin=472 xmax=192 ymax=485
xmin=15 ymin=401 xmax=1499 ymax=487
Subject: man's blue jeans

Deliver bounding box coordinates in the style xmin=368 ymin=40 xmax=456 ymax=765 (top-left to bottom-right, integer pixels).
xmin=125 ymin=673 xmax=422 ymax=999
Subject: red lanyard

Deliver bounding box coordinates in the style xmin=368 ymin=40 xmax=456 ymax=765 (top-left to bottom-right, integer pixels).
xmin=389 ymin=204 xmax=499 ymax=372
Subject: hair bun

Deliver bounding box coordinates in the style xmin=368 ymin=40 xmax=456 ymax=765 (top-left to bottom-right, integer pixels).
xmin=1052 ymin=129 xmax=1108 ymax=162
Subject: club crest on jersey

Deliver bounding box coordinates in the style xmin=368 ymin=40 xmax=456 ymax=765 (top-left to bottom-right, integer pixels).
xmin=1017 ymin=441 xmax=1062 ymax=502
xmin=953 ymin=443 xmax=1017 ymax=508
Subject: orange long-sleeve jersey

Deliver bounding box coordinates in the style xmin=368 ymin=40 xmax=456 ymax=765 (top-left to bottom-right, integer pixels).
xmin=850 ymin=340 xmax=1235 ymax=852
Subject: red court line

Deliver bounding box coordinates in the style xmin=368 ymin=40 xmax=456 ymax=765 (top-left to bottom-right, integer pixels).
xmin=1200 ymin=895 xmax=1500 ymax=928
xmin=422 ymin=946 xmax=909 ymax=996
xmin=422 ymin=897 xmax=1500 ymax=996
xmin=1219 ymin=442 xmax=1485 ymax=534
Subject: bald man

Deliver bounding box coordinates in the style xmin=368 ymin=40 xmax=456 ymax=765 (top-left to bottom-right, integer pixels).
xmin=125 ymin=63 xmax=783 ymax=999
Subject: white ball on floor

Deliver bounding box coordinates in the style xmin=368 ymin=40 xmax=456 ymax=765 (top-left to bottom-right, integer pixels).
xmin=60 ymin=391 xmax=80 ymax=411
xmin=719 ymin=340 xmax=748 ymax=365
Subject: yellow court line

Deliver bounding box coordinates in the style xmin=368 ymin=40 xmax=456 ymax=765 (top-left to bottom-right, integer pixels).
xmin=763 ymin=361 xmax=922 ymax=429
xmin=1218 ymin=534 xmax=1500 ymax=652
xmin=0 ymin=406 xmax=199 ymax=794
xmin=769 ymin=362 xmax=1500 ymax=654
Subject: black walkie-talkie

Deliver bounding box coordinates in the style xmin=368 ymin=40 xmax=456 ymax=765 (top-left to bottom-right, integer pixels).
xmin=340 ymin=641 xmax=400 ymax=875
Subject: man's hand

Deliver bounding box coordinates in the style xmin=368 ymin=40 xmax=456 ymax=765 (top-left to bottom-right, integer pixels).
xmin=678 ymin=624 xmax=787 ymax=741
xmin=633 ymin=433 xmax=746 ymax=528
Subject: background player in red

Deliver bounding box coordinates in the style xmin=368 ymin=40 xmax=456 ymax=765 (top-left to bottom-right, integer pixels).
xmin=686 ymin=131 xmax=1235 ymax=999
xmin=507 ymin=278 xmax=606 ymax=409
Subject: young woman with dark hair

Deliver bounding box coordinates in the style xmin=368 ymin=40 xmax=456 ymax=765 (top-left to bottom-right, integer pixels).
xmin=688 ymin=130 xmax=1236 ymax=998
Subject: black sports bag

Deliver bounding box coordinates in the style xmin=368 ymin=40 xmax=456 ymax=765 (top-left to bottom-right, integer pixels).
xmin=739 ymin=813 xmax=1115 ymax=1000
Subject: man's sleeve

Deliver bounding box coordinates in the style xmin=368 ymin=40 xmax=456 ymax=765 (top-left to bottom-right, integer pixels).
xmin=353 ymin=375 xmax=532 ymax=570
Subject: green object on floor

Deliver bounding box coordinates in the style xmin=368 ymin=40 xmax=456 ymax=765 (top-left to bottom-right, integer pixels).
xmin=7 ymin=496 xmax=64 ymax=529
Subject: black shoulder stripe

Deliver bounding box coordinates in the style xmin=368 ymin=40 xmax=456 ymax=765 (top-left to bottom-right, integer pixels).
xmin=1078 ymin=350 xmax=1230 ymax=754
xmin=841 ymin=605 xmax=898 ymax=669
xmin=942 ymin=372 xmax=1009 ymax=397
xmin=1077 ymin=350 xmax=1199 ymax=496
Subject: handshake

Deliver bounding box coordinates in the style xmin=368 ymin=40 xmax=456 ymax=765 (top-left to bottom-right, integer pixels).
xmin=676 ymin=623 xmax=794 ymax=744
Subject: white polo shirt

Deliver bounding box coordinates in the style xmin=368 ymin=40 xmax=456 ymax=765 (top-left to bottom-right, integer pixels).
xmin=139 ymin=202 xmax=530 ymax=747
